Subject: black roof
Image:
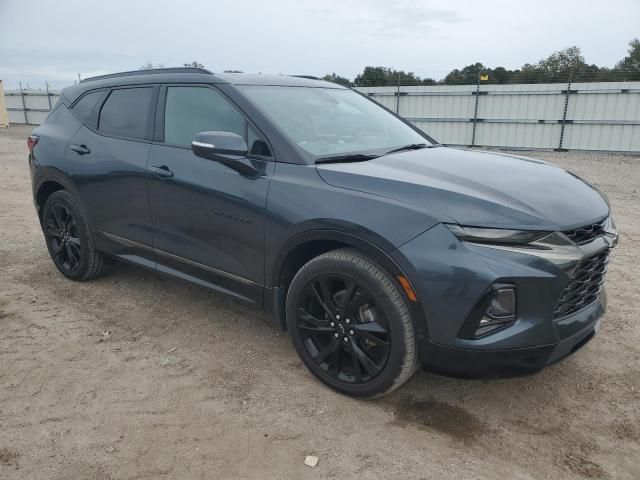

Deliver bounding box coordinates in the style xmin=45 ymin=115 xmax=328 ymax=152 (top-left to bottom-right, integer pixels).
xmin=62 ymin=68 xmax=344 ymax=104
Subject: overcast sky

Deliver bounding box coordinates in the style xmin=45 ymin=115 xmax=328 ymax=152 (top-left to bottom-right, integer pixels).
xmin=1 ymin=0 xmax=639 ymax=89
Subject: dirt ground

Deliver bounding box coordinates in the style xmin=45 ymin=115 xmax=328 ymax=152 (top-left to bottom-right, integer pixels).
xmin=1 ymin=124 xmax=639 ymax=480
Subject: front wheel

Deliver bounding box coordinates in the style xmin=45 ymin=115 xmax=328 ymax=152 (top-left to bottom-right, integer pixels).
xmin=286 ymin=249 xmax=418 ymax=398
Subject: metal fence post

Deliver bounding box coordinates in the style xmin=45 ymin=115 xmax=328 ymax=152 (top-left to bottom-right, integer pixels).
xmin=470 ymin=74 xmax=481 ymax=147
xmin=395 ymin=72 xmax=400 ymax=114
xmin=19 ymin=81 xmax=28 ymax=124
xmin=557 ymin=73 xmax=573 ymax=151
xmin=45 ymin=82 xmax=52 ymax=111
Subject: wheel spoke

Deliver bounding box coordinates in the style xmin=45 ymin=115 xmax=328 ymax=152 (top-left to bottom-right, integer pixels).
xmin=349 ymin=348 xmax=363 ymax=383
xmin=297 ymin=309 xmax=334 ymax=339
xmin=69 ymin=242 xmax=82 ymax=259
xmin=65 ymin=244 xmax=76 ymax=268
xmin=68 ymin=236 xmax=81 ymax=246
xmin=312 ymin=280 xmax=336 ymax=318
xmin=52 ymin=240 xmax=65 ymax=255
xmin=352 ymin=321 xmax=388 ymax=335
xmin=297 ymin=308 xmax=328 ymax=327
xmin=52 ymin=206 xmax=65 ymax=229
xmin=352 ymin=342 xmax=380 ymax=377
xmin=46 ymin=226 xmax=62 ymax=238
xmin=360 ymin=331 xmax=389 ymax=348
xmin=340 ymin=280 xmax=357 ymax=308
xmin=298 ymin=324 xmax=334 ymax=334
xmin=327 ymin=342 xmax=342 ymax=376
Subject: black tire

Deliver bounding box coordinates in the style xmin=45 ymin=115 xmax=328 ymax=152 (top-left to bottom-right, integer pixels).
xmin=42 ymin=190 xmax=110 ymax=281
xmin=286 ymin=248 xmax=418 ymax=398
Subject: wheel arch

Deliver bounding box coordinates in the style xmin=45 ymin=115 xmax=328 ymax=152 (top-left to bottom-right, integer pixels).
xmin=267 ymin=229 xmax=428 ymax=340
xmin=34 ymin=168 xmax=87 ymax=225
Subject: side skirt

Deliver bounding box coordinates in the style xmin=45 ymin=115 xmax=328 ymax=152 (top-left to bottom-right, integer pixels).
xmin=94 ymin=229 xmax=265 ymax=307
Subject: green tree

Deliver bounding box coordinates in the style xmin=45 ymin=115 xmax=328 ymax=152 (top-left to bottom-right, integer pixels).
xmin=322 ymin=73 xmax=352 ymax=87
xmin=443 ymin=63 xmax=485 ymax=85
xmin=353 ymin=66 xmax=430 ymax=86
xmin=354 ymin=67 xmax=391 ymax=86
xmin=517 ymin=46 xmax=604 ymax=82
xmin=139 ymin=61 xmax=165 ymax=70
xmin=183 ymin=61 xmax=205 ymax=68
xmin=484 ymin=66 xmax=518 ymax=84
xmin=614 ymin=38 xmax=640 ymax=80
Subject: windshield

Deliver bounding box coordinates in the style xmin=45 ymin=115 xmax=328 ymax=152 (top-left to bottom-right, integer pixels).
xmin=238 ymin=86 xmax=434 ymax=159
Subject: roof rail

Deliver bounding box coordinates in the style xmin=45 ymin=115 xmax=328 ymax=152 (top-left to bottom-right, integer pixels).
xmin=290 ymin=75 xmax=322 ymax=81
xmin=81 ymin=67 xmax=213 ymax=83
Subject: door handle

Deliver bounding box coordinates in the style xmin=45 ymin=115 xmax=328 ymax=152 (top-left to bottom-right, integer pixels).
xmin=70 ymin=144 xmax=91 ymax=155
xmin=150 ymin=165 xmax=174 ymax=178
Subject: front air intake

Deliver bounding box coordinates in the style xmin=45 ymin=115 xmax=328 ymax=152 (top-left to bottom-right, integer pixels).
xmin=553 ymin=249 xmax=610 ymax=319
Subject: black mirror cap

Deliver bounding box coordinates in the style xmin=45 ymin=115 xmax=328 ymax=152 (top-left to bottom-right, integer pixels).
xmin=192 ymin=131 xmax=248 ymax=159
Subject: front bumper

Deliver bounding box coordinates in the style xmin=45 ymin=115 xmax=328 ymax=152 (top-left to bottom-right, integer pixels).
xmin=419 ymin=292 xmax=604 ymax=378
xmin=392 ymin=223 xmax=615 ymax=377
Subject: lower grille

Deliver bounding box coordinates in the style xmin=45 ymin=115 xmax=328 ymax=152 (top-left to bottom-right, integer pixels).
xmin=553 ymin=249 xmax=609 ymax=319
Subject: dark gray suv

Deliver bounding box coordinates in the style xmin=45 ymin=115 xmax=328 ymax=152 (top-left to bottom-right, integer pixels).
xmin=28 ymin=68 xmax=618 ymax=397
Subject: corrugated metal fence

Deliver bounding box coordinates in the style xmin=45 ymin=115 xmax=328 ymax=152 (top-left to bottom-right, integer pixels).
xmin=357 ymin=81 xmax=640 ymax=153
xmin=3 ymin=81 xmax=640 ymax=153
xmin=4 ymin=85 xmax=60 ymax=125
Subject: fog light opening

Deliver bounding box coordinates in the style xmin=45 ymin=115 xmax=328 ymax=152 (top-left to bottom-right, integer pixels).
xmin=475 ymin=287 xmax=516 ymax=337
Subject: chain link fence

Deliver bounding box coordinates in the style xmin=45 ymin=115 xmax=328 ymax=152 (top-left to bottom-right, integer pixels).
xmin=348 ymin=69 xmax=640 ymax=153
xmin=3 ymin=71 xmax=640 ymax=153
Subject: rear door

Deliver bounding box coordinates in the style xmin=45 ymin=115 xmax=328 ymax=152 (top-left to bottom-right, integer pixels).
xmin=66 ymin=86 xmax=157 ymax=259
xmin=147 ymin=84 xmax=275 ymax=303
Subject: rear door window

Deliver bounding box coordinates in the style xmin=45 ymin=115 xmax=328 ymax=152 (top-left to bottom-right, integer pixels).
xmin=98 ymin=87 xmax=154 ymax=140
xmin=164 ymin=86 xmax=245 ymax=148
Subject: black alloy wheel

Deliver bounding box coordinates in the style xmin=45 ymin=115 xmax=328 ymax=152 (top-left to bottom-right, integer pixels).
xmin=42 ymin=190 xmax=111 ymax=281
xmin=295 ymin=274 xmax=391 ymax=384
xmin=45 ymin=203 xmax=82 ymax=273
xmin=286 ymin=248 xmax=418 ymax=398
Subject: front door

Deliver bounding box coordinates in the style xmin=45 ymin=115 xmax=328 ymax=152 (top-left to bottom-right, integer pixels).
xmin=147 ymin=85 xmax=274 ymax=303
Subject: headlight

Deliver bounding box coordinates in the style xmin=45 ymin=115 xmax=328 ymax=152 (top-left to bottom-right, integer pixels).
xmin=445 ymin=224 xmax=550 ymax=246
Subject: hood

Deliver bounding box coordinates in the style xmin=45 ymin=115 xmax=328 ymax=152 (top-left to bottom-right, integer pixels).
xmin=316 ymin=147 xmax=609 ymax=231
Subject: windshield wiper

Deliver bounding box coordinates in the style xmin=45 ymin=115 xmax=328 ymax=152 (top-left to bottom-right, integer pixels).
xmin=383 ymin=143 xmax=432 ymax=155
xmin=315 ymin=153 xmax=379 ymax=165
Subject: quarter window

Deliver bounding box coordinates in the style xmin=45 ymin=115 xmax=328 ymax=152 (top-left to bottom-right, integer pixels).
xmin=71 ymin=91 xmax=103 ymax=123
xmin=98 ymin=87 xmax=153 ymax=140
xmin=164 ymin=87 xmax=245 ymax=148
xmin=248 ymin=125 xmax=272 ymax=157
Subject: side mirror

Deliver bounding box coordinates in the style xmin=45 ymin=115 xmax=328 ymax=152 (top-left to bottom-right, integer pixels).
xmin=192 ymin=131 xmax=248 ymax=157
xmin=191 ymin=131 xmax=258 ymax=176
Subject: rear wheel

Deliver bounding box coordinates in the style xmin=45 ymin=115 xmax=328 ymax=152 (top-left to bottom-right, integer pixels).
xmin=42 ymin=190 xmax=110 ymax=281
xmin=286 ymin=248 xmax=418 ymax=398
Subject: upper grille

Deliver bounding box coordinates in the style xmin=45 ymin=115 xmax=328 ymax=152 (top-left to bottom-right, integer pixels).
xmin=553 ymin=249 xmax=609 ymax=319
xmin=563 ymin=220 xmax=606 ymax=244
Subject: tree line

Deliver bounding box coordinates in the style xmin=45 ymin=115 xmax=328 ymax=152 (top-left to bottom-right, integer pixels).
xmin=324 ymin=39 xmax=640 ymax=86
xmin=140 ymin=39 xmax=640 ymax=86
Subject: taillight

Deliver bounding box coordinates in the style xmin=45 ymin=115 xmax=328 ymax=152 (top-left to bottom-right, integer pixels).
xmin=27 ymin=135 xmax=39 ymax=153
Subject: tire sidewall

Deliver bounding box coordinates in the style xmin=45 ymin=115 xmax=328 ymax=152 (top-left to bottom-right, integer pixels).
xmin=286 ymin=252 xmax=413 ymax=398
xmin=42 ymin=191 xmax=92 ymax=281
